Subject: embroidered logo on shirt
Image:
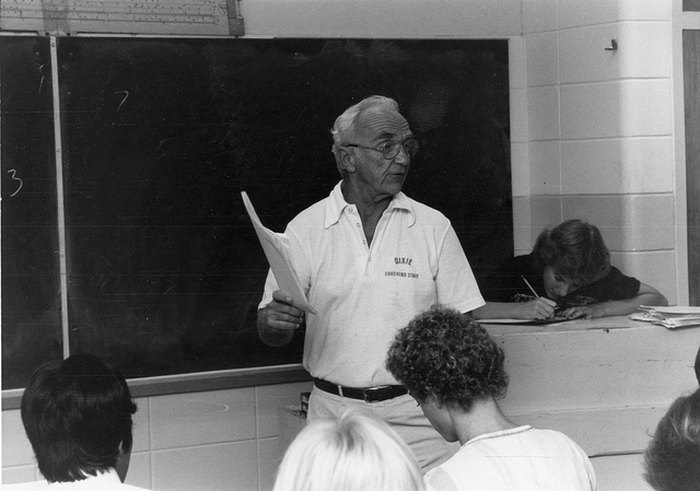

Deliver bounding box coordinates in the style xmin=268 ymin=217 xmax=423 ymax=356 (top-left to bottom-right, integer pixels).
xmin=385 ymin=271 xmax=419 ymax=278
xmin=386 ymin=257 xmax=418 ymax=278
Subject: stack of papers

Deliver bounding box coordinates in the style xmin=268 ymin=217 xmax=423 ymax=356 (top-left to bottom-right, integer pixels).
xmin=241 ymin=191 xmax=317 ymax=315
xmin=629 ymin=306 xmax=700 ymax=329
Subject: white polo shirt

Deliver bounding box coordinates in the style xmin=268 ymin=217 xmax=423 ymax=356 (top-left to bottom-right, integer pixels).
xmin=260 ymin=181 xmax=484 ymax=387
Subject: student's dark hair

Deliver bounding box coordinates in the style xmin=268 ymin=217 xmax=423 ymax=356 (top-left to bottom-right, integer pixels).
xmin=532 ymin=219 xmax=610 ymax=285
xmin=644 ymin=389 xmax=700 ymax=491
xmin=21 ymin=353 xmax=137 ymax=483
xmin=386 ymin=306 xmax=508 ymax=411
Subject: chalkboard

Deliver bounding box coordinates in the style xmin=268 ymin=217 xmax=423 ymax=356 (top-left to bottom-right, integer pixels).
xmin=1 ymin=37 xmax=63 ymax=389
xmin=1 ymin=36 xmax=511 ymax=389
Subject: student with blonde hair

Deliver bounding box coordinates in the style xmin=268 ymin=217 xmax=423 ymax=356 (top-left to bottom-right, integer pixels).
xmin=273 ymin=409 xmax=425 ymax=491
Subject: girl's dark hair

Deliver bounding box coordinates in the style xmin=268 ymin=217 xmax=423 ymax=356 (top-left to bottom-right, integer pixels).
xmin=21 ymin=353 xmax=137 ymax=482
xmin=644 ymin=389 xmax=700 ymax=491
xmin=533 ymin=219 xmax=610 ymax=284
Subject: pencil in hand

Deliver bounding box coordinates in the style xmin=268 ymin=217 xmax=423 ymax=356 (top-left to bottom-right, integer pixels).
xmin=521 ymin=275 xmax=539 ymax=298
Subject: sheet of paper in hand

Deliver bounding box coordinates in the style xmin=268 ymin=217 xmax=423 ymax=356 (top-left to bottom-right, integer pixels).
xmin=241 ymin=191 xmax=317 ymax=315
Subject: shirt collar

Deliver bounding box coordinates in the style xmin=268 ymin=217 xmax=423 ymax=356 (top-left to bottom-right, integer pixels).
xmin=324 ymin=181 xmax=415 ymax=228
xmin=47 ymin=469 xmax=121 ymax=488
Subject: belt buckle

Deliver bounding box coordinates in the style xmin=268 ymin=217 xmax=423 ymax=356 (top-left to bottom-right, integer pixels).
xmin=362 ymin=386 xmax=387 ymax=403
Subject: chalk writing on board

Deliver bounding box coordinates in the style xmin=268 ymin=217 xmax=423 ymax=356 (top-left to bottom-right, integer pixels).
xmin=114 ymin=90 xmax=129 ymax=113
xmin=7 ymin=169 xmax=23 ymax=197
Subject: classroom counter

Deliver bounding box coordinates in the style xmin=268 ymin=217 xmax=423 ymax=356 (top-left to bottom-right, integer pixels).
xmin=480 ymin=315 xmax=698 ymax=458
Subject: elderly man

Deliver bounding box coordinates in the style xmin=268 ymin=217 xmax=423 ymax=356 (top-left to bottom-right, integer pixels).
xmin=257 ymin=95 xmax=485 ymax=470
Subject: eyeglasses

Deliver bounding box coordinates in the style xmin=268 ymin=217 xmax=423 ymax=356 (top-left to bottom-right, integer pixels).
xmin=342 ymin=138 xmax=419 ymax=160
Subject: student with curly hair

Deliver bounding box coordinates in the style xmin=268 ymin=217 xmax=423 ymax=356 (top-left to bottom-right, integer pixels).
xmin=386 ymin=306 xmax=597 ymax=491
xmin=273 ymin=408 xmax=425 ymax=491
xmin=475 ymin=219 xmax=667 ymax=321
xmin=644 ymin=388 xmax=700 ymax=491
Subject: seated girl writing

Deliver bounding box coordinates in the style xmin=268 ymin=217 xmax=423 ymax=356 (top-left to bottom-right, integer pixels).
xmin=474 ymin=219 xmax=667 ymax=321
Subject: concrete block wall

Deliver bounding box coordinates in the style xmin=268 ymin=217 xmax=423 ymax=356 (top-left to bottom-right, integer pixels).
xmin=515 ymin=0 xmax=677 ymax=304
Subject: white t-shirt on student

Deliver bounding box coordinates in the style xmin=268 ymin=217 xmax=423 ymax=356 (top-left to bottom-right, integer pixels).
xmin=424 ymin=425 xmax=597 ymax=491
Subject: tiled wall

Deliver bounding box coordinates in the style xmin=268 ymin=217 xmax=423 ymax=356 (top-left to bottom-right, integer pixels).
xmin=2 ymin=381 xmax=314 ymax=491
xmin=514 ymin=0 xmax=678 ymax=304
xmin=5 ymin=319 xmax=698 ymax=490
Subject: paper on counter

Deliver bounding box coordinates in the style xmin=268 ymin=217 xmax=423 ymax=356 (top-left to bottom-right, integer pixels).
xmin=631 ymin=305 xmax=700 ymax=329
xmin=241 ymin=191 xmax=317 ymax=315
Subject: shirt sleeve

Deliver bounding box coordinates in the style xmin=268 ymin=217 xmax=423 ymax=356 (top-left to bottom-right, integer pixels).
xmin=569 ymin=266 xmax=640 ymax=304
xmin=435 ymin=224 xmax=485 ymax=313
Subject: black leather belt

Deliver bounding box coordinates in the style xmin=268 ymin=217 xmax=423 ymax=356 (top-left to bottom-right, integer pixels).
xmin=314 ymin=378 xmax=408 ymax=402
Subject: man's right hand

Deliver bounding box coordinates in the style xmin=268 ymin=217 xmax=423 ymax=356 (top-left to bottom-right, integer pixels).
xmin=257 ymin=290 xmax=304 ymax=346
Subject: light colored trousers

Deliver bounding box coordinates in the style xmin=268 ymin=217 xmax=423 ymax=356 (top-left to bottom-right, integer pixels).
xmin=308 ymin=386 xmax=458 ymax=472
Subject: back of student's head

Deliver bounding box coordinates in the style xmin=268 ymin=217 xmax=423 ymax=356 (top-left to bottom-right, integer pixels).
xmin=21 ymin=352 xmax=137 ymax=483
xmin=273 ymin=409 xmax=424 ymax=491
xmin=533 ymin=219 xmax=611 ymax=285
xmin=386 ymin=305 xmax=508 ymax=411
xmin=644 ymin=388 xmax=700 ymax=491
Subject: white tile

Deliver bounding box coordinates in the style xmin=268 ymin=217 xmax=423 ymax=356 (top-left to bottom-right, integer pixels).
xmin=562 ymin=195 xmax=675 ymax=251
xmin=508 ymin=36 xmax=527 ymax=90
xmin=132 ymin=397 xmax=150 ymax=453
xmin=527 ymin=86 xmax=560 ymax=141
xmin=2 ymin=466 xmax=39 ymax=485
xmin=559 ymin=25 xmax=623 ymax=83
xmin=509 ymin=87 xmax=529 ymax=143
xmin=152 ymin=441 xmax=258 ymax=491
xmin=124 ymin=451 xmax=152 ymax=490
xmin=529 ymin=196 xmax=563 ymax=243
xmin=529 ymin=141 xmax=561 ymax=195
xmin=512 ymin=197 xmax=533 ymax=253
xmin=526 ymin=31 xmax=559 ymax=87
xmin=257 ymin=437 xmax=281 ymax=491
xmin=2 ymin=410 xmax=35 ymax=467
xmin=255 ymin=381 xmax=312 ymax=439
xmin=619 ymin=81 xmax=672 ymax=135
xmin=612 ymin=251 xmax=677 ymax=305
xmin=149 ymin=388 xmax=256 ymax=450
xmin=559 ymin=0 xmax=620 ymax=27
xmin=522 ymin=0 xmax=558 ymax=34
xmin=561 ymin=138 xmax=674 ymax=194
xmin=591 ymin=453 xmax=654 ymax=491
xmin=559 ymin=0 xmax=668 ymax=28
xmin=560 ymin=23 xmax=670 ymax=83
xmin=617 ymin=0 xmax=670 ymax=21
xmin=510 ymin=142 xmax=529 ymax=197
xmin=617 ymin=22 xmax=672 ymax=78
xmin=560 ymin=80 xmax=671 ymax=139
